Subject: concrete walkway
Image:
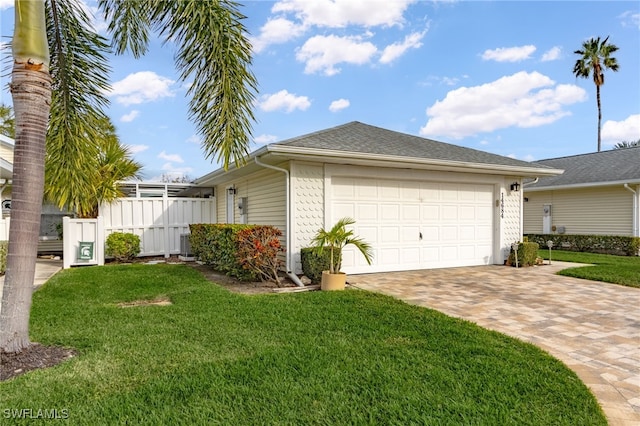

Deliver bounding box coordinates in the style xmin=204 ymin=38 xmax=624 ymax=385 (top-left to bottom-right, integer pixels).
xmin=0 ymin=258 xmax=63 ymax=309
xmin=350 ymin=262 xmax=640 ymax=426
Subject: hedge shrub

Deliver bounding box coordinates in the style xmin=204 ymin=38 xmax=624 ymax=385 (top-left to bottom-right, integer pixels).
xmin=235 ymin=226 xmax=284 ymax=284
xmin=300 ymin=246 xmax=341 ymax=284
xmin=190 ymin=223 xmax=284 ymax=282
xmin=0 ymin=241 xmax=7 ymax=275
xmin=526 ymin=234 xmax=640 ymax=256
xmin=105 ymin=232 xmax=141 ymax=262
xmin=507 ymin=241 xmax=539 ymax=267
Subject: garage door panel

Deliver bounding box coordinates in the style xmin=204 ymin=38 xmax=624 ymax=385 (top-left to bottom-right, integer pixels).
xmin=442 ymin=226 xmax=457 ymax=240
xmin=422 ymin=205 xmax=439 ymax=220
xmin=331 ymin=176 xmax=494 ymax=273
xmin=333 ymin=202 xmax=355 ymax=219
xmin=381 ymin=204 xmax=400 ymax=220
xmin=380 ymin=226 xmax=400 ymax=243
xmin=402 ymin=204 xmax=420 ymax=220
xmin=460 ymin=225 xmax=476 ymax=240
xmin=459 ymin=206 xmax=476 ymax=220
xmin=359 ymin=226 xmax=378 ymax=244
xmin=356 ymin=203 xmax=378 ymax=221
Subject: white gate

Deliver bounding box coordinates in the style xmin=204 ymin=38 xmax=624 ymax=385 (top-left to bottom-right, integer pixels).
xmin=99 ymin=197 xmax=216 ymax=258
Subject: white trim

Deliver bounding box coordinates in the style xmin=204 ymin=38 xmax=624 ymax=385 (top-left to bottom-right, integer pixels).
xmin=525 ymin=179 xmax=640 ymax=192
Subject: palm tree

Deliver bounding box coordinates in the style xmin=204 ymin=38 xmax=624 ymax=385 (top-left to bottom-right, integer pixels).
xmin=45 ymin=116 xmax=143 ymax=218
xmin=1 ymin=0 xmax=257 ymax=353
xmin=573 ymin=36 xmax=619 ymax=152
xmin=613 ymin=139 xmax=640 ymax=149
xmin=0 ymin=104 xmax=15 ymax=138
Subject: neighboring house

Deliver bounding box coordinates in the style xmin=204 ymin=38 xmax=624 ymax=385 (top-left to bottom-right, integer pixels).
xmin=186 ymin=121 xmax=561 ymax=275
xmin=0 ymin=134 xmax=13 ymax=218
xmin=523 ymin=147 xmax=640 ymax=238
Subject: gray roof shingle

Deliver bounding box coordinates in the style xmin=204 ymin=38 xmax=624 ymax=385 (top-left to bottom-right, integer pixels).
xmin=527 ymin=146 xmax=640 ymax=188
xmin=274 ymin=121 xmax=549 ymax=169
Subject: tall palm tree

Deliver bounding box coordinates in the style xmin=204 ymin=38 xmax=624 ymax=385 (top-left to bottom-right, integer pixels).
xmin=573 ymin=36 xmax=619 ymax=152
xmin=1 ymin=0 xmax=257 ymax=353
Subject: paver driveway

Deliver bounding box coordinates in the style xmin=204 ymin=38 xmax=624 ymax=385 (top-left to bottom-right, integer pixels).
xmin=349 ymin=261 xmax=640 ymax=426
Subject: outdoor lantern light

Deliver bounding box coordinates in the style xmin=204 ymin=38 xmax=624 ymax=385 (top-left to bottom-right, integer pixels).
xmin=227 ymin=187 xmax=236 ymax=195
xmin=547 ymin=240 xmax=554 ymax=265
xmin=510 ymin=182 xmax=520 ymax=192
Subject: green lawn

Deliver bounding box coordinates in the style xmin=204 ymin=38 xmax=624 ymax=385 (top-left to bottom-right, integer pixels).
xmin=539 ymin=249 xmax=640 ymax=288
xmin=1 ymin=264 xmax=606 ymax=425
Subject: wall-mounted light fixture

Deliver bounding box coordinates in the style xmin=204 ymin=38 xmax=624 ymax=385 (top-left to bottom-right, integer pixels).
xmin=227 ymin=186 xmax=236 ymax=196
xmin=510 ymin=182 xmax=520 ymax=192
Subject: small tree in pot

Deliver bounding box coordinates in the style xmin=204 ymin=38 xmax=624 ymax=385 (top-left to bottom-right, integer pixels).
xmin=310 ymin=217 xmax=373 ymax=290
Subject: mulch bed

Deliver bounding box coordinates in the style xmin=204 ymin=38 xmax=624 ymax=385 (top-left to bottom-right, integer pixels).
xmin=1 ymin=344 xmax=77 ymax=382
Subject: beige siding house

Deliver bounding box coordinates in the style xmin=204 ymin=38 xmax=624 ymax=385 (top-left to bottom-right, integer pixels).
xmin=0 ymin=134 xmax=14 ymax=217
xmin=189 ymin=122 xmax=561 ymax=279
xmin=523 ymin=147 xmax=640 ymax=238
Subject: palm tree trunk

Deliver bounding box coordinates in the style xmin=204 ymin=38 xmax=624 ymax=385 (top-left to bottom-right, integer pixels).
xmin=596 ymin=85 xmax=602 ymax=152
xmin=0 ymin=0 xmax=51 ymax=353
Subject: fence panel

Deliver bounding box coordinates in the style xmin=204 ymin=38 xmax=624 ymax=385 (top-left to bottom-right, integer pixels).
xmin=100 ymin=197 xmax=216 ymax=258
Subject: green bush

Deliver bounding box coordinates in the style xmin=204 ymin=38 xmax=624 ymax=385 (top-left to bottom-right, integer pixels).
xmin=190 ymin=223 xmax=283 ymax=282
xmin=526 ymin=234 xmax=640 ymax=256
xmin=0 ymin=241 xmax=7 ymax=275
xmin=507 ymin=241 xmax=539 ymax=267
xmin=301 ymin=246 xmax=340 ymax=284
xmin=105 ymin=232 xmax=141 ymax=262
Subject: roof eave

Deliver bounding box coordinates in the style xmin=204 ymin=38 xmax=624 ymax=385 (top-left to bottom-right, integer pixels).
xmin=525 ymin=179 xmax=640 ymax=192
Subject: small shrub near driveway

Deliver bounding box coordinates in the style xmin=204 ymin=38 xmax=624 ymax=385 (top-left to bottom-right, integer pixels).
xmin=105 ymin=232 xmax=141 ymax=262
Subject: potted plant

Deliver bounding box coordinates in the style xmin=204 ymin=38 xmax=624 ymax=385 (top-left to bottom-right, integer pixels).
xmin=310 ymin=217 xmax=373 ymax=291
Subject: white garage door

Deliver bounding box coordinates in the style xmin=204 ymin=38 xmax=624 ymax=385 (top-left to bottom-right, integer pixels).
xmin=331 ymin=177 xmax=494 ymax=273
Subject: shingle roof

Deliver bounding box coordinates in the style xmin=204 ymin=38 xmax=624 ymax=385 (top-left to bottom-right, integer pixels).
xmin=526 ymin=146 xmax=640 ymax=189
xmin=273 ymin=121 xmax=548 ymax=169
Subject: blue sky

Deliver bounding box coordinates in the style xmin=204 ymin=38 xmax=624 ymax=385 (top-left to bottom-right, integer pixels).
xmin=1 ymin=1 xmax=639 ymax=181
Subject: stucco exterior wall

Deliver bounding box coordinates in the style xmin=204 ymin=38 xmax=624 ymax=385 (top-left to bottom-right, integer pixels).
xmin=523 ymin=186 xmax=634 ymax=236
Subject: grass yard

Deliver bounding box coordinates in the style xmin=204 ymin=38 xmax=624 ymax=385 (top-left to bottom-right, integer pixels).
xmin=538 ymin=249 xmax=640 ymax=288
xmin=0 ymin=264 xmax=606 ymax=425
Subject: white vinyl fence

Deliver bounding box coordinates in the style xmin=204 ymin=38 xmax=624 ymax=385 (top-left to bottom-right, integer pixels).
xmin=99 ymin=197 xmax=216 ymax=258
xmin=0 ymin=217 xmax=8 ymax=241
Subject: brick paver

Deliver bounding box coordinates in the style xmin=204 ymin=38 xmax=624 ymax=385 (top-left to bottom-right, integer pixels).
xmin=350 ymin=262 xmax=640 ymax=426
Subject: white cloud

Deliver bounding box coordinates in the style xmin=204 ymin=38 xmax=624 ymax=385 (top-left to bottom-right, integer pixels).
xmin=251 ymin=18 xmax=308 ymax=53
xmin=0 ymin=0 xmax=13 ymax=10
xmin=258 ymin=90 xmax=311 ymax=112
xmin=329 ymin=98 xmax=350 ymax=112
xmin=158 ymin=151 xmax=184 ymax=163
xmin=602 ymin=114 xmax=640 ymax=145
xmin=120 ymin=110 xmax=140 ymax=123
xmin=379 ymin=29 xmax=427 ymax=64
xmin=420 ymin=71 xmax=587 ymax=139
xmin=109 ymin=71 xmax=176 ymax=106
xmin=253 ymin=134 xmax=279 ymax=145
xmin=619 ymin=10 xmax=640 ymax=29
xmin=541 ymin=46 xmax=561 ymax=62
xmin=297 ymin=34 xmax=377 ymax=75
xmin=185 ymin=135 xmax=201 ymax=145
xmin=272 ymin=0 xmax=414 ymax=28
xmin=125 ymin=144 xmax=149 ymax=154
xmin=481 ymin=45 xmax=536 ymax=62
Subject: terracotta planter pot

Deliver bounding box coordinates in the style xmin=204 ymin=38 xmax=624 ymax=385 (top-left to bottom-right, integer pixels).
xmin=321 ymin=271 xmax=346 ymax=291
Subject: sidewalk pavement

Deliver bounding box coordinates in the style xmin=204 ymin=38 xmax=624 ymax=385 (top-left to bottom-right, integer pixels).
xmin=0 ymin=258 xmax=63 ymax=307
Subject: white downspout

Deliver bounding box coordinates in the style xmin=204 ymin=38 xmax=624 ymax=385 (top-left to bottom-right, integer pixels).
xmin=522 ymin=177 xmax=539 ymax=187
xmin=624 ymin=184 xmax=639 ymax=238
xmin=254 ymin=157 xmax=304 ymax=287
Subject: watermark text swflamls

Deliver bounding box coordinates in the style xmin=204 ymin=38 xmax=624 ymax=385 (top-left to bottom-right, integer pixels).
xmin=3 ymin=408 xmax=69 ymax=420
